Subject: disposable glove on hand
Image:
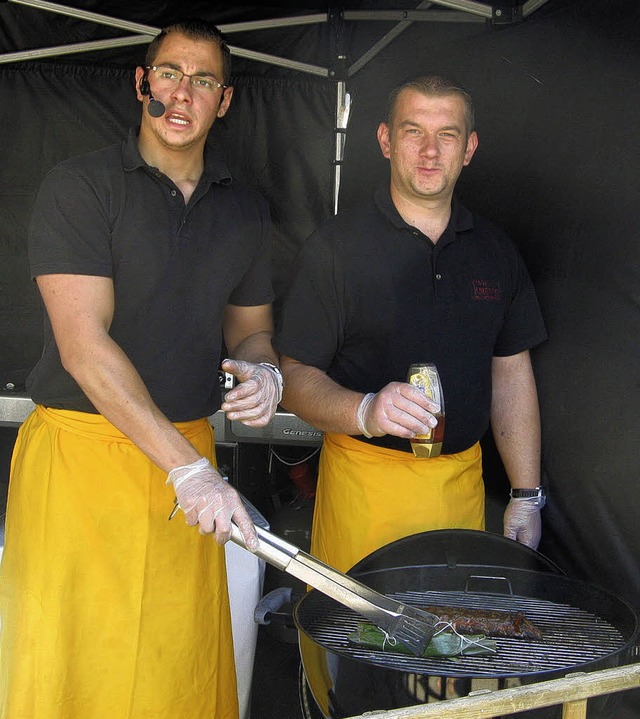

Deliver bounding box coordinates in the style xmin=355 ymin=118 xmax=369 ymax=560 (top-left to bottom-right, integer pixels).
xmin=221 ymin=358 xmax=282 ymax=427
xmin=356 ymin=383 xmax=440 ymax=439
xmin=167 ymin=457 xmax=258 ymax=550
xmin=503 ymin=498 xmax=542 ymax=550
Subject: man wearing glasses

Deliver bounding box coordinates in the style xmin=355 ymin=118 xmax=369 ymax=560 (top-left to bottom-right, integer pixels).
xmin=0 ymin=19 xmax=280 ymax=719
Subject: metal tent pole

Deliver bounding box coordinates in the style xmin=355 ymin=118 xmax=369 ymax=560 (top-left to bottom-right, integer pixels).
xmin=333 ymin=80 xmax=351 ymax=215
xmin=7 ymin=0 xmax=327 ymax=35
xmin=7 ymin=0 xmax=159 ymax=34
xmin=0 ymin=36 xmax=154 ymax=64
xmin=345 ymin=0 xmax=439 ymax=78
xmin=523 ymin=0 xmax=552 ymax=18
xmin=343 ymin=8 xmax=485 ymax=25
xmin=4 ymin=0 xmax=330 ymax=75
xmin=332 ymin=0 xmax=434 ymax=211
xmin=416 ymin=0 xmax=492 ymax=18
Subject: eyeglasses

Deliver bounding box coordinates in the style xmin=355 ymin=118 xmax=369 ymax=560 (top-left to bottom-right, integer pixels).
xmin=146 ymin=65 xmax=227 ymax=93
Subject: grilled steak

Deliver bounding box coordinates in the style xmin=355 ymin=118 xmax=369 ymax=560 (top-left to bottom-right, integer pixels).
xmin=422 ymin=605 xmax=543 ymax=641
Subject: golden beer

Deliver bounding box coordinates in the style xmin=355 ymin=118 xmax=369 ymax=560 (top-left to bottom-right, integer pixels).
xmin=407 ymin=363 xmax=445 ymax=458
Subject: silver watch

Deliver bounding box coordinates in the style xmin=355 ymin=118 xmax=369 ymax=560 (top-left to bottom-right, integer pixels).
xmin=258 ymin=362 xmax=284 ymax=401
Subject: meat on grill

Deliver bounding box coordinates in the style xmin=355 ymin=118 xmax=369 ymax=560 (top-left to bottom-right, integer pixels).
xmin=422 ymin=605 xmax=544 ymax=641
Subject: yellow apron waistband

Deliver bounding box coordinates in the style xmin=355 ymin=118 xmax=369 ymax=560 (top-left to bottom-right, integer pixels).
xmin=323 ymin=431 xmax=480 ymax=463
xmin=34 ymin=404 xmax=210 ymax=443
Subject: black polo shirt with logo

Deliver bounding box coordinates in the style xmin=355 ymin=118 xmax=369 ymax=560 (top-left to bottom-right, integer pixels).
xmin=274 ymin=184 xmax=547 ymax=454
xmin=27 ymin=127 xmax=273 ymax=421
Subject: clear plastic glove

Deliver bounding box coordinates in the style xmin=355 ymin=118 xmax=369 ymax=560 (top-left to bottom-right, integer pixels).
xmin=503 ymin=498 xmax=542 ymax=549
xmin=220 ymin=358 xmax=282 ymax=427
xmin=167 ymin=457 xmax=258 ymax=550
xmin=356 ymin=383 xmax=439 ymax=439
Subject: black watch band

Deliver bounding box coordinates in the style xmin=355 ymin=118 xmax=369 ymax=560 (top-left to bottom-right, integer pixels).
xmin=510 ymin=486 xmax=546 ymax=508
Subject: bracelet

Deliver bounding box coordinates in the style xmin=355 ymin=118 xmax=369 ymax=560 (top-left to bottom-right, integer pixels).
xmin=259 ymin=362 xmax=284 ymax=403
xmin=356 ymin=392 xmax=376 ymax=438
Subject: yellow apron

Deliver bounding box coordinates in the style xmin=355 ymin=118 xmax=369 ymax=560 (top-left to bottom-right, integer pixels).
xmin=310 ymin=432 xmax=485 ymax=574
xmin=0 ymin=406 xmax=238 ymax=719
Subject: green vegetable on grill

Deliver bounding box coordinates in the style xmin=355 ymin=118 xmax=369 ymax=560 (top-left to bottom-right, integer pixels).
xmin=348 ymin=622 xmax=497 ymax=657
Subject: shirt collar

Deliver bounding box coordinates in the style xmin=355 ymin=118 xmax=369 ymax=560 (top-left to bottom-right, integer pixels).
xmin=122 ymin=127 xmax=233 ymax=186
xmin=373 ymin=182 xmax=474 ymax=238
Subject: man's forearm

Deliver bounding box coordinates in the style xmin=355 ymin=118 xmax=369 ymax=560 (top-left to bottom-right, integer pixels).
xmin=65 ymin=335 xmax=201 ymax=472
xmin=229 ymin=330 xmax=279 ymax=366
xmin=280 ymin=357 xmax=364 ymax=434
xmin=490 ymin=352 xmax=542 ymax=490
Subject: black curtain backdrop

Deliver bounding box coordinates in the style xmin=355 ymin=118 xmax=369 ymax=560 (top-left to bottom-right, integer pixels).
xmin=1 ymin=2 xmax=639 ymax=714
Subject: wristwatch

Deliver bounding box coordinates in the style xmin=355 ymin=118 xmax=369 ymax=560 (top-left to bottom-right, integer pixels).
xmin=259 ymin=362 xmax=284 ymax=402
xmin=510 ymin=486 xmax=546 ymax=508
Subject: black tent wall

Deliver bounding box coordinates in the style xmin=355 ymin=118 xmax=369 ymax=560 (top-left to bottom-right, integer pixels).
xmin=337 ymin=0 xmax=640 ymax=593
xmin=1 ymin=2 xmax=639 ymax=714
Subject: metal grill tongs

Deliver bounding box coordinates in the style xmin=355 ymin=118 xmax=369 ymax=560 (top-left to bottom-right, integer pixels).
xmin=229 ymin=523 xmax=438 ymax=657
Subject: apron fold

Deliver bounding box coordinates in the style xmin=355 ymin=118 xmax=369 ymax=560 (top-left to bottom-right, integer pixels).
xmin=311 ymin=433 xmax=485 ymax=574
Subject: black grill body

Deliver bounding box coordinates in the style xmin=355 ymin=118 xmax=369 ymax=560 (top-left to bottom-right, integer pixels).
xmin=294 ymin=531 xmax=639 ymax=719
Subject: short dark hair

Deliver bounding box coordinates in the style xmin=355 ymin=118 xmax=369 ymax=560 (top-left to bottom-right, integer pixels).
xmin=385 ymin=75 xmax=475 ymax=135
xmin=144 ymin=18 xmax=232 ymax=84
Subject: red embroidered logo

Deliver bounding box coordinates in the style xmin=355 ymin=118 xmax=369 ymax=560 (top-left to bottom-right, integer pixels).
xmin=473 ymin=280 xmax=501 ymax=301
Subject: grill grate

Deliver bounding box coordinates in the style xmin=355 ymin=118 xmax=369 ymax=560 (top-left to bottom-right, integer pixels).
xmin=300 ymin=589 xmax=627 ymax=677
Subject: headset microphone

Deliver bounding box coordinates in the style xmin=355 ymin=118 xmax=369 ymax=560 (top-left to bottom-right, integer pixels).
xmin=147 ymin=96 xmax=166 ymax=118
xmin=140 ymin=75 xmax=166 ymax=118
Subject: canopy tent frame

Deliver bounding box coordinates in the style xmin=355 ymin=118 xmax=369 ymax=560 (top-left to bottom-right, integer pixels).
xmin=0 ymin=0 xmax=550 ymax=211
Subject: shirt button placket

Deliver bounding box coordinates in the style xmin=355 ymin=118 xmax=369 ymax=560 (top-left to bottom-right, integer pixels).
xmin=169 ymin=188 xmax=185 ymax=240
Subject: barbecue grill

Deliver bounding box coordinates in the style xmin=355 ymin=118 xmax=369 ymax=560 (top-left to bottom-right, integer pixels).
xmin=291 ymin=530 xmax=639 ymax=719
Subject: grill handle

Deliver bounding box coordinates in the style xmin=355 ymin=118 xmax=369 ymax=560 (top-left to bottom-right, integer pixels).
xmin=464 ymin=574 xmax=515 ymax=596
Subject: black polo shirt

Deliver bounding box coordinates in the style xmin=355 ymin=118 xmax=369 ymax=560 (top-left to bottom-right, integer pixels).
xmin=27 ymin=128 xmax=273 ymax=421
xmin=274 ymin=184 xmax=547 ymax=454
